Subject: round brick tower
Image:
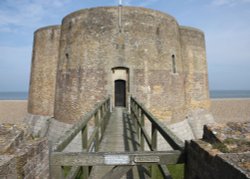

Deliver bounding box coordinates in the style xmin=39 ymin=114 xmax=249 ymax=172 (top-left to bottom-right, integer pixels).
xmin=28 ymin=6 xmax=210 ymax=124
xmin=28 ymin=26 xmax=60 ymax=116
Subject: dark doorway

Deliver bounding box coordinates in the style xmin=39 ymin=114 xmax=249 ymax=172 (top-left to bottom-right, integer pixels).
xmin=115 ymin=80 xmax=126 ymax=107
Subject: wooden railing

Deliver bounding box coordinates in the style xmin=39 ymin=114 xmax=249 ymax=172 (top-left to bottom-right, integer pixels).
xmin=50 ymin=97 xmax=111 ymax=179
xmin=50 ymin=96 xmax=185 ymax=179
xmin=130 ymin=97 xmax=185 ymax=178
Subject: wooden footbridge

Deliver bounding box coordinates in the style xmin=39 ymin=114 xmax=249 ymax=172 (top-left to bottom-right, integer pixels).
xmin=50 ymin=97 xmax=185 ymax=179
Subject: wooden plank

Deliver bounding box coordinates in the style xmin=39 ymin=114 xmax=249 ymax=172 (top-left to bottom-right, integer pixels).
xmin=50 ymin=151 xmax=183 ymax=166
xmin=102 ymin=166 xmax=133 ymax=179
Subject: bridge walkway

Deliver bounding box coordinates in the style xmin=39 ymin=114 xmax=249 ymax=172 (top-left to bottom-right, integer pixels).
xmin=50 ymin=97 xmax=184 ymax=179
xmin=90 ymin=107 xmax=150 ymax=179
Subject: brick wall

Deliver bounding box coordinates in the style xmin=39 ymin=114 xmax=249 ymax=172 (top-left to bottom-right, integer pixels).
xmin=185 ymin=122 xmax=250 ymax=179
xmin=185 ymin=140 xmax=249 ymax=179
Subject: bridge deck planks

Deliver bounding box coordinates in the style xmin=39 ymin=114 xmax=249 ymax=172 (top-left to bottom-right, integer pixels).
xmin=89 ymin=107 xmax=150 ymax=179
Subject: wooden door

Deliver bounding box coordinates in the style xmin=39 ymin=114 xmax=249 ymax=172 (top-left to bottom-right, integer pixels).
xmin=115 ymin=80 xmax=126 ymax=107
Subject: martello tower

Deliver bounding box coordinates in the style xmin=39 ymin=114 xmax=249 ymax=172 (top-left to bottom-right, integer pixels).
xmin=28 ymin=6 xmax=210 ymax=124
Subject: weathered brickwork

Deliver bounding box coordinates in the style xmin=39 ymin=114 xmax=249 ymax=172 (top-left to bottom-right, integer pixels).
xmin=185 ymin=122 xmax=250 ymax=179
xmin=28 ymin=6 xmax=210 ymax=124
xmin=180 ymin=27 xmax=210 ymax=111
xmin=28 ymin=26 xmax=61 ymax=116
xmin=185 ymin=140 xmax=249 ymax=179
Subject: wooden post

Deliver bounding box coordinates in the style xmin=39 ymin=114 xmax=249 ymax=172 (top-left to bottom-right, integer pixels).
xmin=95 ymin=111 xmax=100 ymax=151
xmin=135 ymin=103 xmax=138 ymax=117
xmin=82 ymin=125 xmax=88 ymax=179
xmin=140 ymin=112 xmax=145 ymax=151
xmin=151 ymin=124 xmax=157 ymax=150
xmin=50 ymin=165 xmax=64 ymax=179
xmin=151 ymin=124 xmax=157 ymax=177
xmin=103 ymin=104 xmax=108 ymax=130
xmin=136 ymin=108 xmax=140 ymax=139
xmin=100 ymin=105 xmax=105 ymax=136
xmin=134 ymin=105 xmax=139 ymax=137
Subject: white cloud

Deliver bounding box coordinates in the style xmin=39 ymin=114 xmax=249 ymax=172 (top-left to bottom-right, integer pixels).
xmin=0 ymin=0 xmax=69 ymax=29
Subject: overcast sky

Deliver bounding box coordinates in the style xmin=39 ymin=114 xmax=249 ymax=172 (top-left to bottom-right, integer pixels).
xmin=0 ymin=0 xmax=249 ymax=92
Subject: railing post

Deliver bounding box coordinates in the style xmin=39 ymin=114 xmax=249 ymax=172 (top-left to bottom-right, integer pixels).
xmin=95 ymin=111 xmax=100 ymax=151
xmin=82 ymin=124 xmax=88 ymax=179
xmin=103 ymin=99 xmax=109 ymax=128
xmin=100 ymin=105 xmax=105 ymax=137
xmin=140 ymin=111 xmax=145 ymax=151
xmin=136 ymin=108 xmax=140 ymax=138
xmin=151 ymin=124 xmax=157 ymax=150
xmin=109 ymin=96 xmax=112 ymax=112
xmin=134 ymin=104 xmax=138 ymax=137
xmin=50 ymin=165 xmax=64 ymax=179
xmin=151 ymin=124 xmax=158 ymax=178
xmin=130 ymin=99 xmax=134 ymax=119
xmin=135 ymin=102 xmax=138 ymax=117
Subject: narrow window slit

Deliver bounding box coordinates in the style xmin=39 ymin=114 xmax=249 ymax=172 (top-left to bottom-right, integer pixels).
xmin=172 ymin=54 xmax=176 ymax=73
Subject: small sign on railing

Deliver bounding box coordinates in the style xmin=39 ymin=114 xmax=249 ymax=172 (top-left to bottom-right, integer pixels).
xmin=104 ymin=155 xmax=130 ymax=165
xmin=134 ymin=156 xmax=160 ymax=163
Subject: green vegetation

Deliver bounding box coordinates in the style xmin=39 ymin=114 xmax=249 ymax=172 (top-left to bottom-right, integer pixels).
xmin=63 ymin=166 xmax=71 ymax=177
xmin=167 ymin=164 xmax=184 ymax=179
xmin=63 ymin=166 xmax=82 ymax=179
xmin=212 ymin=138 xmax=250 ymax=153
xmin=153 ymin=164 xmax=184 ymax=179
xmin=212 ymin=142 xmax=229 ymax=153
xmin=63 ymin=165 xmax=185 ymax=178
xmin=224 ymin=138 xmax=250 ymax=146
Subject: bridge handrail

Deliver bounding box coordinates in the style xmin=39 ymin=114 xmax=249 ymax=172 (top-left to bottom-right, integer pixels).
xmin=52 ymin=97 xmax=111 ymax=152
xmin=50 ymin=97 xmax=111 ymax=178
xmin=130 ymin=97 xmax=184 ymax=151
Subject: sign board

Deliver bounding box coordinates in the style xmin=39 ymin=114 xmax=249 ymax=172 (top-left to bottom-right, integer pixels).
xmin=104 ymin=155 xmax=130 ymax=165
xmin=134 ymin=156 xmax=160 ymax=163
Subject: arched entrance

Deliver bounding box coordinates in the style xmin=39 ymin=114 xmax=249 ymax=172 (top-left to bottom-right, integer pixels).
xmin=115 ymin=80 xmax=126 ymax=107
